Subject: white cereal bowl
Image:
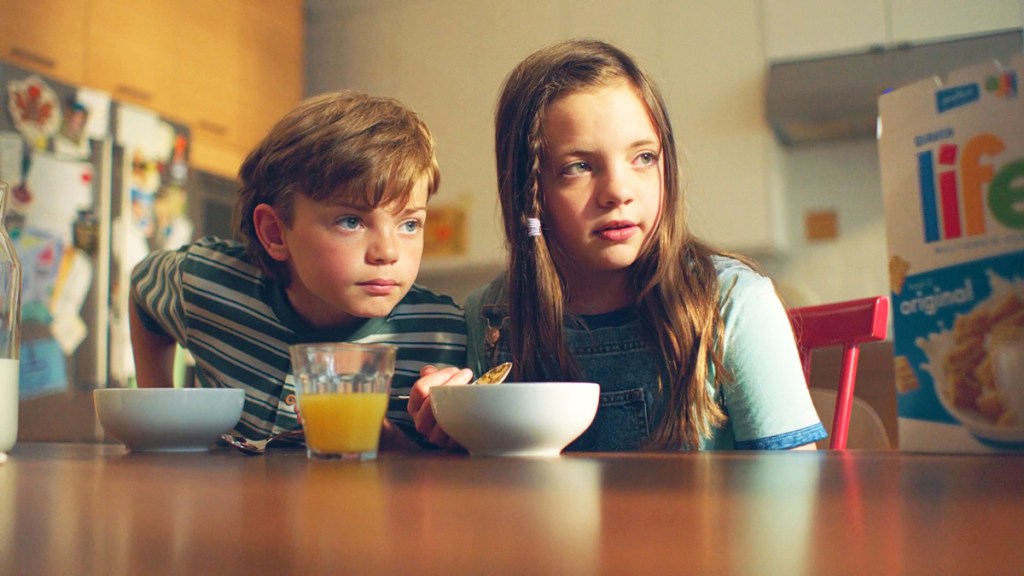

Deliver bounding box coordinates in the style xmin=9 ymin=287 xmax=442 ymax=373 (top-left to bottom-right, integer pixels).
xmin=430 ymin=382 xmax=600 ymax=457
xmin=94 ymin=388 xmax=245 ymax=452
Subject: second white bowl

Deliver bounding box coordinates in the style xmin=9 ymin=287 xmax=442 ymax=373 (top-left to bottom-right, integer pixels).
xmin=430 ymin=382 xmax=599 ymax=457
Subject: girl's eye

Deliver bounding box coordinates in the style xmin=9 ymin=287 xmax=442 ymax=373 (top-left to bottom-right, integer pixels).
xmin=336 ymin=216 xmax=362 ymax=231
xmin=561 ymin=161 xmax=591 ymax=176
xmin=400 ymin=220 xmax=422 ymax=234
xmin=636 ymin=152 xmax=659 ymax=167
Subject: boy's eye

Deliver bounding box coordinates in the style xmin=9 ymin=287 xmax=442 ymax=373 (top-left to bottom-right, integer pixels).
xmin=336 ymin=216 xmax=362 ymax=231
xmin=400 ymin=220 xmax=422 ymax=233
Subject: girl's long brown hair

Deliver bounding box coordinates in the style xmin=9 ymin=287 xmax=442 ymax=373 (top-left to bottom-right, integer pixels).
xmin=495 ymin=39 xmax=750 ymax=449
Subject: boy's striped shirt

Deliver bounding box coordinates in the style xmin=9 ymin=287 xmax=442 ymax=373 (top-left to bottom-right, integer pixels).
xmin=131 ymin=237 xmax=467 ymax=442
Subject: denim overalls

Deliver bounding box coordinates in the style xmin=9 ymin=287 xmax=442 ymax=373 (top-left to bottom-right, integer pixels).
xmin=466 ymin=259 xmax=828 ymax=451
xmin=479 ymin=303 xmax=668 ymax=451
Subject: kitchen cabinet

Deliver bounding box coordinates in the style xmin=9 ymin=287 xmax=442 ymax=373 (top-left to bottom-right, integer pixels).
xmin=3 ymin=0 xmax=303 ymax=178
xmin=763 ymin=0 xmax=1023 ymax=61
xmin=171 ymin=0 xmax=245 ymax=168
xmin=237 ymin=1 xmax=306 ymax=152
xmin=888 ymin=0 xmax=1024 ymax=44
xmin=85 ymin=0 xmax=180 ymax=115
xmin=170 ymin=0 xmax=306 ymax=177
xmin=85 ymin=0 xmax=304 ymax=178
xmin=174 ymin=1 xmax=307 ymax=177
xmin=86 ymin=0 xmax=237 ymax=174
xmin=0 ymin=0 xmax=89 ymax=84
xmin=762 ymin=0 xmax=888 ymax=60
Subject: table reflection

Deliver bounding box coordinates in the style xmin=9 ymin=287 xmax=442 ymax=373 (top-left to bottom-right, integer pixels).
xmin=372 ymin=456 xmax=603 ymax=574
xmin=733 ymin=454 xmax=821 ymax=575
xmin=3 ymin=444 xmax=1024 ymax=575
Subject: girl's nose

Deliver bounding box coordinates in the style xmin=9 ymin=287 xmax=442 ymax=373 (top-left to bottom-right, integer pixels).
xmin=366 ymin=231 xmax=399 ymax=264
xmin=597 ymin=166 xmax=635 ymax=207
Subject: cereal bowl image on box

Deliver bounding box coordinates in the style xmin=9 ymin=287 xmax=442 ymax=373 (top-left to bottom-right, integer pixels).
xmin=94 ymin=388 xmax=245 ymax=452
xmin=430 ymin=382 xmax=599 ymax=457
xmin=929 ymin=327 xmax=1024 ymax=450
xmin=935 ymin=389 xmax=1024 ymax=449
xmin=915 ymin=273 xmax=1024 ymax=450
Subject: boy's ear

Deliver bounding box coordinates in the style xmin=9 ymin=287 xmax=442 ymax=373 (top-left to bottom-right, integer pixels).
xmin=253 ymin=203 xmax=289 ymax=262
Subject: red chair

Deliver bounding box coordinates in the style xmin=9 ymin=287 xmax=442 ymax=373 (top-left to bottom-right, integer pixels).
xmin=788 ymin=296 xmax=890 ymax=450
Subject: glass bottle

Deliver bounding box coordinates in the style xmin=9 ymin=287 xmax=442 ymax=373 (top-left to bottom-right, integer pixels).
xmin=0 ymin=181 xmax=22 ymax=453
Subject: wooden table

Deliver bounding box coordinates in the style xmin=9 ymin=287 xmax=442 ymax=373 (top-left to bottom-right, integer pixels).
xmin=2 ymin=443 xmax=1023 ymax=575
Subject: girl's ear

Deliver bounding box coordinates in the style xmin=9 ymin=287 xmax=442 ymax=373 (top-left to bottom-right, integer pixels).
xmin=253 ymin=203 xmax=289 ymax=262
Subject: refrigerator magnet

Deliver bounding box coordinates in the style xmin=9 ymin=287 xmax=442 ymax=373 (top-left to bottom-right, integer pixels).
xmin=6 ymin=75 xmax=62 ymax=149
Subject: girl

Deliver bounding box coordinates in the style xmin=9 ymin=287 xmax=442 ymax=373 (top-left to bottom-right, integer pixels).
xmin=410 ymin=39 xmax=825 ymax=451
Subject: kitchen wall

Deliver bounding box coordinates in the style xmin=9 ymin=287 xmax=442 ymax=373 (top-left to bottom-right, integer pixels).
xmin=303 ymin=0 xmax=1001 ymax=309
xmin=306 ymin=0 xmax=532 ymax=282
xmin=756 ymin=140 xmax=890 ymax=308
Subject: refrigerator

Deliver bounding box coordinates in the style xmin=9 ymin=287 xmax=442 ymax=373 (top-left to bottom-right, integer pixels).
xmin=0 ymin=61 xmax=193 ymax=440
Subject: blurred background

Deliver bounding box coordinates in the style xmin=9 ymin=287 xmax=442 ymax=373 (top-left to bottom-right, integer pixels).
xmin=2 ymin=0 xmax=1021 ymax=445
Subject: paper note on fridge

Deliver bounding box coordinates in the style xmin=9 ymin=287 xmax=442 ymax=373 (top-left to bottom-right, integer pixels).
xmin=50 ymin=248 xmax=93 ymax=320
xmin=23 ymin=151 xmax=93 ymax=244
xmin=75 ymin=87 xmax=112 ymax=140
xmin=116 ymin=103 xmax=175 ymax=160
xmin=0 ymin=131 xmax=24 ymax=186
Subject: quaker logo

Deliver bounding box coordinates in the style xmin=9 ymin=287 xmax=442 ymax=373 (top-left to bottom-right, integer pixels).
xmin=935 ymin=83 xmax=979 ymax=113
xmin=935 ymin=71 xmax=1018 ymax=114
xmin=984 ymin=69 xmax=1018 ymax=99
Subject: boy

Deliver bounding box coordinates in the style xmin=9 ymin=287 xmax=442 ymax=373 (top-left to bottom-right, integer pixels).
xmin=129 ymin=91 xmax=467 ymax=449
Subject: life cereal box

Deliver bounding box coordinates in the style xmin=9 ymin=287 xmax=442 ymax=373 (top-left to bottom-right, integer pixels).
xmin=879 ymin=55 xmax=1024 ymax=452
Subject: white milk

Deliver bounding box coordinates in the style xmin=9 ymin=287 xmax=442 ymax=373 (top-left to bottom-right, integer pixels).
xmin=993 ymin=333 xmax=1024 ymax=424
xmin=0 ymin=358 xmax=18 ymax=453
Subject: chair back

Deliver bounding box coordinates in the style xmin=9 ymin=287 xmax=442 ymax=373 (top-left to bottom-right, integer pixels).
xmin=809 ymin=389 xmax=891 ymax=449
xmin=788 ymin=296 xmax=890 ymax=450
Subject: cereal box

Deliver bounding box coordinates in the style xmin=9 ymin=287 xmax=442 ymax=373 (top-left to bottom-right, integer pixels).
xmin=879 ymin=55 xmax=1024 ymax=452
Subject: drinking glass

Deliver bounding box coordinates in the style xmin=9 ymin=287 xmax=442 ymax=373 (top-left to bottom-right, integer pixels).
xmin=0 ymin=181 xmax=22 ymax=454
xmin=289 ymin=342 xmax=396 ymax=461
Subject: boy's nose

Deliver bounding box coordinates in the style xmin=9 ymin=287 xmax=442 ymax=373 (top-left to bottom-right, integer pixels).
xmin=367 ymin=231 xmax=399 ymax=264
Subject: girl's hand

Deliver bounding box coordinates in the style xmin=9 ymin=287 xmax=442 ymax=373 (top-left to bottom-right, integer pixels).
xmin=408 ymin=364 xmax=474 ymax=450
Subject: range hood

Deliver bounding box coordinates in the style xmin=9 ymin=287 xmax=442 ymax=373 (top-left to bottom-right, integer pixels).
xmin=766 ymin=30 xmax=1022 ymax=145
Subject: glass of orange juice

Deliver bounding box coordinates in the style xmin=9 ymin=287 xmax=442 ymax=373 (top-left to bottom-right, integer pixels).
xmin=289 ymin=342 xmax=396 ymax=461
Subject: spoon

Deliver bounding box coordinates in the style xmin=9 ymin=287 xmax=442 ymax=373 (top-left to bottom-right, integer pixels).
xmin=388 ymin=362 xmax=513 ymax=410
xmin=221 ymin=430 xmax=304 ymax=455
xmin=470 ymin=362 xmax=512 ymax=385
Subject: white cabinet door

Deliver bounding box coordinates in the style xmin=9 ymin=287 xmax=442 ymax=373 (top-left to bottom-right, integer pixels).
xmin=763 ymin=0 xmax=1023 ymax=61
xmin=762 ymin=0 xmax=888 ymax=60
xmin=567 ymin=0 xmax=786 ymax=252
xmin=888 ymin=0 xmax=1023 ymax=44
xmin=661 ymin=0 xmax=785 ymax=252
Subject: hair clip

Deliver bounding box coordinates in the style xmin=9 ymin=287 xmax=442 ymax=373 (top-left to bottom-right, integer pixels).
xmin=526 ymin=218 xmax=542 ymax=237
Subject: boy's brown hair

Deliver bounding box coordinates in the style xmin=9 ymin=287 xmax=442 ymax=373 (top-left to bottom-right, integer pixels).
xmin=235 ymin=90 xmax=441 ymax=281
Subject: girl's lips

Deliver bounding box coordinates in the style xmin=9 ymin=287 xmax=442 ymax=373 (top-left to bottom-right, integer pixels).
xmin=594 ymin=221 xmax=638 ymax=242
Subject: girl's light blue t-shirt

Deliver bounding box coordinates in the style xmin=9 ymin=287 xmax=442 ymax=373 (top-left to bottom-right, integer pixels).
xmin=463 ymin=256 xmax=826 ymax=450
